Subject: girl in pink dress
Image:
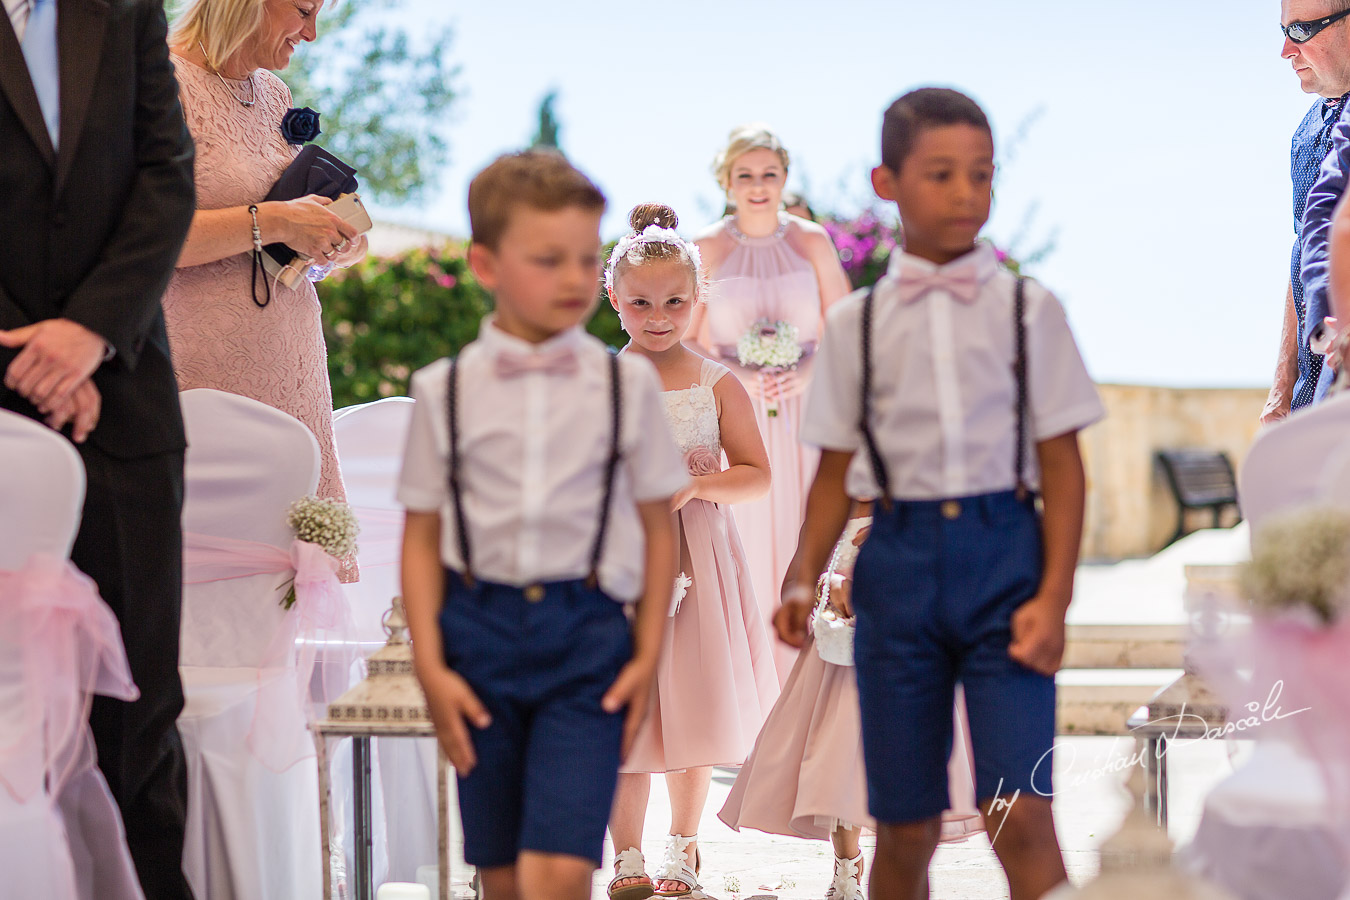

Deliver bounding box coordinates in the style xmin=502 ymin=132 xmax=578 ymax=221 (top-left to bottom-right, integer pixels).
xmin=165 ymin=4 xmax=367 ymax=580
xmin=720 ymin=508 xmax=983 ymax=900
xmin=693 ymin=125 xmax=852 ymax=682
xmin=606 ymin=205 xmax=780 ymax=900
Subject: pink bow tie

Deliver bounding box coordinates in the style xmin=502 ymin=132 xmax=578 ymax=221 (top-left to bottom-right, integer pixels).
xmin=494 ymin=346 xmax=578 ymax=378
xmin=895 ymin=267 xmax=981 ymax=304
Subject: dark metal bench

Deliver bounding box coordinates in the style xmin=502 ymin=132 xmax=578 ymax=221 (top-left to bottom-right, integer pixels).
xmin=1156 ymin=449 xmax=1241 ymax=547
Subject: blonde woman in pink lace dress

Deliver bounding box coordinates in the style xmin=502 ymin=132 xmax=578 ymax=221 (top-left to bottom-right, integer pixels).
xmin=164 ymin=0 xmax=365 ymax=580
xmin=693 ymin=125 xmax=851 ymax=681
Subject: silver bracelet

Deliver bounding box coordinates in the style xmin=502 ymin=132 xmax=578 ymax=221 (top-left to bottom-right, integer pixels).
xmin=247 ymin=204 xmax=263 ymax=253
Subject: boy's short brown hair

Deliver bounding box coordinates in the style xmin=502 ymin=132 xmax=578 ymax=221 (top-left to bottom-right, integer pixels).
xmin=468 ymin=149 xmax=607 ymax=249
xmin=881 ymin=88 xmax=992 ymax=173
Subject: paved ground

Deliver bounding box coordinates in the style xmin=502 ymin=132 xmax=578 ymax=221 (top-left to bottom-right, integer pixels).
xmin=420 ymin=528 xmax=1249 ymax=900
xmin=579 ymin=735 xmax=1235 ymax=900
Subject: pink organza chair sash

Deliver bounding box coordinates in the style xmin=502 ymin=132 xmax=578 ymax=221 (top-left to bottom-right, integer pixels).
xmin=1196 ymin=615 xmax=1350 ymax=812
xmin=182 ymin=531 xmax=357 ymax=772
xmin=0 ymin=555 xmax=137 ymax=803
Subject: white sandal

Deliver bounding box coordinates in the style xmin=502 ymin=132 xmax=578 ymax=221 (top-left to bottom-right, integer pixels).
xmin=823 ymin=852 xmax=865 ymax=900
xmin=608 ymin=847 xmax=654 ymax=900
xmin=653 ymin=833 xmax=700 ymax=897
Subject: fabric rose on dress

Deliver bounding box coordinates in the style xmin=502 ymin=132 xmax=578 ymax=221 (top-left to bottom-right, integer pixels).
xmin=280 ymin=107 xmax=322 ymax=145
xmin=685 ymin=447 xmax=720 ymax=476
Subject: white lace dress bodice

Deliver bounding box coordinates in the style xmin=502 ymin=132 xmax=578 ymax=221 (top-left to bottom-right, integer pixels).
xmin=661 ymin=359 xmax=728 ymax=465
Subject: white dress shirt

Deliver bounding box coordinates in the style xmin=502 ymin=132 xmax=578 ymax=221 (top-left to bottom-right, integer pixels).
xmin=801 ymin=243 xmax=1104 ymax=501
xmin=398 ymin=318 xmax=689 ymax=602
xmin=3 ymin=0 xmax=30 ymax=41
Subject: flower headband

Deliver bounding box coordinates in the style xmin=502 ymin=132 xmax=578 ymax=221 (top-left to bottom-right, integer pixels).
xmin=604 ymin=224 xmax=704 ymax=293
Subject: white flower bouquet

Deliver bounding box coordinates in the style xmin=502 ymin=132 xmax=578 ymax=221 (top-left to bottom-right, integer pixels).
xmin=1241 ymin=506 xmax=1350 ymax=625
xmin=736 ymin=318 xmax=803 ymax=371
xmin=735 ymin=319 xmax=803 ymax=417
xmin=281 ymin=495 xmax=359 ymax=609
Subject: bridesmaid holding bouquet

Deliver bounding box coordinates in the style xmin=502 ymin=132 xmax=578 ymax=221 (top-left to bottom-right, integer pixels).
xmin=693 ymin=125 xmax=851 ymax=680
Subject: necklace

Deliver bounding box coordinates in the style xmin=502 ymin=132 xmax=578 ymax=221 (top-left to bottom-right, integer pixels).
xmin=199 ymin=41 xmax=255 ymax=108
xmin=725 ymin=211 xmax=788 ymax=243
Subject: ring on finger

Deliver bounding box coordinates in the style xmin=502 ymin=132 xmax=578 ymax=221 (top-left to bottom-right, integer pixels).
xmin=335 ymin=239 xmax=350 ymax=252
xmin=323 ymin=248 xmax=337 ymax=259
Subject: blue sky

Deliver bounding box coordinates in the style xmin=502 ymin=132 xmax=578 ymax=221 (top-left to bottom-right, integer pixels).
xmin=362 ymin=0 xmax=1309 ymax=389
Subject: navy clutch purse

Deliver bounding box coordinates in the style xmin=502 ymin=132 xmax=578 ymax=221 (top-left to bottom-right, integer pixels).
xmin=261 ymin=145 xmax=359 ymax=271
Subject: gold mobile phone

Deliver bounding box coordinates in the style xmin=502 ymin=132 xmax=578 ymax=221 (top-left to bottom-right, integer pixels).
xmin=261 ymin=193 xmax=373 ymax=288
xmin=328 ymin=192 xmax=373 ymax=234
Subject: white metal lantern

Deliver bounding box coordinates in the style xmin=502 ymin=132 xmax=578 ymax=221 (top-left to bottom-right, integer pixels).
xmin=312 ymin=597 xmax=465 ymax=900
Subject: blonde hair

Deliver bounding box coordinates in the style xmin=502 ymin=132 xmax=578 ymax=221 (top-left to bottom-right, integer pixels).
xmin=605 ymin=203 xmax=705 ymax=301
xmin=712 ymin=124 xmax=790 ymax=191
xmin=468 ymin=149 xmax=606 ymax=250
xmin=169 ymin=0 xmax=267 ymax=71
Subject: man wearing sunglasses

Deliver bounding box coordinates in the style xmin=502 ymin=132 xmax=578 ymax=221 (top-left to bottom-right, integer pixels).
xmin=1262 ymin=1 xmax=1350 ymax=423
xmin=1296 ymin=1 xmax=1350 ymax=407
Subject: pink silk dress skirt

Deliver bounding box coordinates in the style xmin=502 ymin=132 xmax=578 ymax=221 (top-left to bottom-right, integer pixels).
xmin=720 ymin=517 xmax=983 ymax=841
xmin=622 ymin=361 xmax=780 ymax=772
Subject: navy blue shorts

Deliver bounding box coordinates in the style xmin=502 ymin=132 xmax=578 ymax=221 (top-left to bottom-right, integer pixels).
xmin=851 ymin=490 xmax=1055 ymax=824
xmin=439 ymin=575 xmax=632 ymax=867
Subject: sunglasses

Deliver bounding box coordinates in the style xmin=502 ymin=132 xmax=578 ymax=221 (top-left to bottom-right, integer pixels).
xmin=1283 ymin=7 xmax=1350 ymax=43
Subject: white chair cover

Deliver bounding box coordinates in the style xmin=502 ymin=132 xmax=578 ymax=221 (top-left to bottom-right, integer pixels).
xmin=1181 ymin=395 xmax=1350 ymax=898
xmin=1238 ymin=392 xmax=1350 ymax=531
xmin=334 ymin=396 xmax=413 ymax=641
xmin=178 ymin=389 xmax=325 ymax=900
xmin=332 ymin=397 xmax=427 ymax=883
xmin=0 ymin=409 xmax=143 ymax=900
xmin=0 ymin=408 xmax=85 ymax=566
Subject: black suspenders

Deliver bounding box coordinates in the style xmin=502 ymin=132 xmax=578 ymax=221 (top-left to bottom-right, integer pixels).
xmin=859 ymin=283 xmax=893 ymax=511
xmin=1011 ymin=277 xmax=1030 ymax=500
xmin=859 ymin=276 xmax=1030 ymax=506
xmin=446 ymin=350 xmax=623 ymax=589
xmin=447 ymin=356 xmax=475 ymax=585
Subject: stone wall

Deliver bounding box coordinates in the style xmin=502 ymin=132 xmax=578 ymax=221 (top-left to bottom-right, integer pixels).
xmin=1079 ymin=384 xmax=1267 ymax=560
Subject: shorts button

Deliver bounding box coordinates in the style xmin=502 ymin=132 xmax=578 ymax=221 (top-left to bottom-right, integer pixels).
xmin=941 ymin=500 xmax=961 ymax=520
xmin=523 ymin=584 xmax=545 ymax=603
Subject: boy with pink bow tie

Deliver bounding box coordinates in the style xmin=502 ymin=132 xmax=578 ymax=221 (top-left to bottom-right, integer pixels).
xmin=777 ymin=88 xmax=1104 ymax=900
xmin=397 ymin=150 xmax=687 ymax=900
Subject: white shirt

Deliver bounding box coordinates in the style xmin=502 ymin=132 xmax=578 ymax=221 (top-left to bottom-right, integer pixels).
xmin=397 ymin=319 xmax=689 ymax=602
xmin=801 ymin=243 xmax=1105 ymax=501
xmin=3 ymin=0 xmax=30 ymax=42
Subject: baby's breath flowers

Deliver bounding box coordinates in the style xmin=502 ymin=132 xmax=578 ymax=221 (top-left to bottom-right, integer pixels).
xmin=1241 ymin=507 xmax=1350 ymax=625
xmin=736 ymin=318 xmax=804 ymax=417
xmin=736 ymin=318 xmax=803 ymax=372
xmin=281 ymin=495 xmax=359 ymax=609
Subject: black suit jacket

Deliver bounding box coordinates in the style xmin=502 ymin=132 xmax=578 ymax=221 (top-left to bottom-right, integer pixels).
xmin=0 ymin=0 xmax=194 ymax=458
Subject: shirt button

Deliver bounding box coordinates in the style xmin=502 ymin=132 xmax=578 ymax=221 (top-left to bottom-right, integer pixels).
xmin=523 ymin=584 xmax=545 ymax=603
xmin=941 ymin=500 xmax=961 ymax=520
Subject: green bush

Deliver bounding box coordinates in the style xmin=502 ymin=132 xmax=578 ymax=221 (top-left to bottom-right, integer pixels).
xmin=319 ymin=243 xmax=627 ymax=409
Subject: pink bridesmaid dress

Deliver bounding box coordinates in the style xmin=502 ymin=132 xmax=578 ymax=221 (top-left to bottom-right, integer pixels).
xmin=703 ymin=213 xmax=822 ymax=682
xmin=163 ymin=57 xmax=353 ymax=574
xmin=622 ymin=359 xmax=780 ymax=773
xmin=719 ymin=517 xmax=984 ymax=842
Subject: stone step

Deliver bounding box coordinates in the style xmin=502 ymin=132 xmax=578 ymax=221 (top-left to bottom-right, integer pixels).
xmin=1055 ymin=668 xmax=1184 ymax=736
xmin=1062 ymin=623 xmax=1187 ymax=669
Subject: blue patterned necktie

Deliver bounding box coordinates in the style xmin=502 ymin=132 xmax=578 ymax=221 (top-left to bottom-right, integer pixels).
xmin=21 ymin=0 xmax=60 ymax=151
